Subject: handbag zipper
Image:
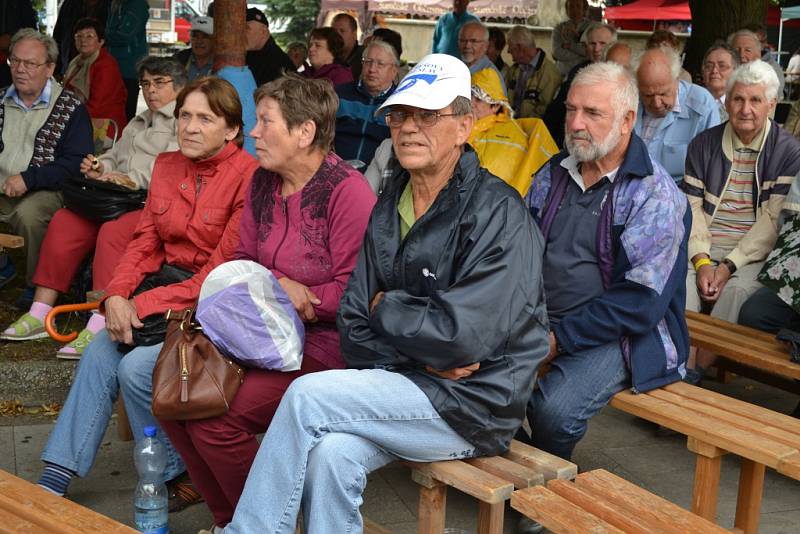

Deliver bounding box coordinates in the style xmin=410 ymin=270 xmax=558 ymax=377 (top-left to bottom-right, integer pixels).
xmin=180 ymin=342 xmax=189 ymax=403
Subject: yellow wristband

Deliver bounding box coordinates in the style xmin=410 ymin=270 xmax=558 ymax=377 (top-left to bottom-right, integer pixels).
xmin=693 ymin=258 xmax=713 ymax=271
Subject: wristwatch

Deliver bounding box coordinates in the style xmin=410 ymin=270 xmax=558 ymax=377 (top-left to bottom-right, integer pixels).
xmin=721 ymin=258 xmax=737 ymax=274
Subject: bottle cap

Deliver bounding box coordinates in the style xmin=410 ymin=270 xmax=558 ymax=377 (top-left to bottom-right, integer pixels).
xmin=143 ymin=425 xmax=157 ymax=438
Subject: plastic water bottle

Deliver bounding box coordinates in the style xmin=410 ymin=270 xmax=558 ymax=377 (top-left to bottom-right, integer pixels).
xmin=133 ymin=426 xmax=168 ymax=533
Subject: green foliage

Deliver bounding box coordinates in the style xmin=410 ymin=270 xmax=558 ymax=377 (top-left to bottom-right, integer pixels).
xmin=263 ymin=0 xmax=320 ymax=43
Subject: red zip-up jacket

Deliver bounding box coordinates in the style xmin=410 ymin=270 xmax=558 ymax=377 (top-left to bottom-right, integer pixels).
xmin=105 ymin=142 xmax=258 ymax=318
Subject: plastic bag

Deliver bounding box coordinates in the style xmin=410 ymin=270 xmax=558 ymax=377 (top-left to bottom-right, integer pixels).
xmin=197 ymin=260 xmax=304 ymax=371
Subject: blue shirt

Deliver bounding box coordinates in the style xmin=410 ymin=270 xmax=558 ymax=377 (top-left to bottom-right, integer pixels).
xmin=5 ymin=78 xmax=52 ymax=111
xmin=432 ymin=11 xmax=479 ymax=58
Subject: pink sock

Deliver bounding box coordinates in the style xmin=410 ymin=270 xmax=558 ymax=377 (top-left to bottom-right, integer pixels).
xmin=29 ymin=301 xmax=53 ymax=322
xmin=86 ymin=313 xmax=106 ymax=334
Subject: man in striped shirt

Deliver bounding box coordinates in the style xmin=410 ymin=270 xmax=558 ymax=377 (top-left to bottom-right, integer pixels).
xmin=682 ymin=60 xmax=800 ymax=382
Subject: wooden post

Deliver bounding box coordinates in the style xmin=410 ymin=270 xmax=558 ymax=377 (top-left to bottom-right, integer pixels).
xmin=417 ymin=483 xmax=447 ymax=534
xmin=212 ymin=0 xmax=247 ymax=70
xmin=477 ymin=501 xmax=504 ymax=534
xmin=687 ymin=438 xmax=725 ymax=521
xmin=734 ymin=459 xmax=765 ymax=534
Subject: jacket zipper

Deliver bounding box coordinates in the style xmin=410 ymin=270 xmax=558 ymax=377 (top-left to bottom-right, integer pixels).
xmin=271 ymin=198 xmax=289 ymax=268
xmin=180 ymin=342 xmax=189 ymax=402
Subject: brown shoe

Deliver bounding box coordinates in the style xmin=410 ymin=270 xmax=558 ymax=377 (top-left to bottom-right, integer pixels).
xmin=167 ymin=472 xmax=204 ymax=513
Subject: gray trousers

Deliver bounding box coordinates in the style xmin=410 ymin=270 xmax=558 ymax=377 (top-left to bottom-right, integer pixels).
xmin=685 ymin=247 xmax=763 ymax=323
xmin=0 ymin=190 xmax=63 ymax=285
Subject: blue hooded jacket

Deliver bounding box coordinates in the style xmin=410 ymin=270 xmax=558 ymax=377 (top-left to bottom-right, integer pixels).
xmin=334 ymin=81 xmax=395 ymax=166
xmin=526 ymin=134 xmax=691 ymax=392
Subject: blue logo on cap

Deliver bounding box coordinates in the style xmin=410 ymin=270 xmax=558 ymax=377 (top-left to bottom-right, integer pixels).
xmin=396 ymin=74 xmax=438 ymax=94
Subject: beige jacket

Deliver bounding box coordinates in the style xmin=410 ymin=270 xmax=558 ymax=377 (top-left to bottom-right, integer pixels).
xmin=98 ymin=100 xmax=178 ymax=190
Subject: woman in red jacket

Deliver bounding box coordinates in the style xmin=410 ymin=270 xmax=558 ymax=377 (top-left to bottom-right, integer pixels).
xmin=63 ymin=17 xmax=127 ymax=139
xmin=35 ymin=77 xmax=259 ymax=507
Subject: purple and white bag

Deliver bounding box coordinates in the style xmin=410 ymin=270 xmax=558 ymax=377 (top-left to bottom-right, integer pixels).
xmin=196 ymin=260 xmax=304 ymax=371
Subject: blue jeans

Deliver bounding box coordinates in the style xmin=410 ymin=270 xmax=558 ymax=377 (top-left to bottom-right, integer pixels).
xmin=527 ymin=340 xmax=629 ymax=460
xmin=223 ymin=369 xmax=477 ymax=534
xmin=41 ymin=329 xmax=184 ymax=480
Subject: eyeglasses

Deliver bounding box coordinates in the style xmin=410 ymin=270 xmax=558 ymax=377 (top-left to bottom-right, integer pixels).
xmin=139 ymin=78 xmax=173 ymax=90
xmin=458 ymin=38 xmax=486 ymax=46
xmin=7 ymin=56 xmax=49 ymax=71
xmin=362 ymin=58 xmax=394 ymax=69
xmin=384 ymin=109 xmax=462 ymax=128
xmin=702 ymin=61 xmax=732 ymax=73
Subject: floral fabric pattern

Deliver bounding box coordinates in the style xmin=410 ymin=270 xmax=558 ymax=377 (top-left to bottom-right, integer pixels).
xmin=758 ymin=215 xmax=800 ymax=313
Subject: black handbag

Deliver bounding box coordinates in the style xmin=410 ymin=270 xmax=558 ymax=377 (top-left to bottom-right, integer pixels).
xmin=62 ymin=175 xmax=147 ymax=222
xmin=117 ymin=263 xmax=195 ymax=352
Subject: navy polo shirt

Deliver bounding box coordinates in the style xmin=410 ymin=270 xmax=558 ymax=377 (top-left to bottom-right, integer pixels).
xmin=543 ymin=156 xmax=618 ymax=323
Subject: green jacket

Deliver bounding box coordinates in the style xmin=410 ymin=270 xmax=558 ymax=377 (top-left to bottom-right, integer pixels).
xmin=504 ymin=51 xmax=562 ymax=119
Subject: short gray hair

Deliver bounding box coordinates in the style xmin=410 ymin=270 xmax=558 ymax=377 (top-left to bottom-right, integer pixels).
xmin=726 ymin=59 xmax=780 ymax=101
xmin=10 ymin=28 xmax=58 ymax=64
xmin=572 ymin=61 xmax=638 ymax=117
xmin=581 ymin=23 xmax=617 ymax=45
xmin=633 ymin=46 xmax=682 ymax=81
xmin=728 ymin=29 xmax=760 ymax=49
xmin=364 ymin=39 xmax=399 ymax=66
xmin=506 ymin=25 xmax=535 ymax=49
xmin=459 ymin=20 xmax=489 ymax=41
xmin=137 ymin=56 xmax=188 ymax=90
xmin=450 ymin=95 xmax=472 ymax=115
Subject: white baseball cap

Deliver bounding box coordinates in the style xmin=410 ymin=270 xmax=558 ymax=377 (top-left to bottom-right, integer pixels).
xmin=377 ymin=53 xmax=471 ymax=113
xmin=191 ymin=16 xmax=213 ymax=35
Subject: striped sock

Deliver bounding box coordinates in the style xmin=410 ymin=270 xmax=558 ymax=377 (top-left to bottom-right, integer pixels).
xmin=37 ymin=462 xmax=75 ymax=496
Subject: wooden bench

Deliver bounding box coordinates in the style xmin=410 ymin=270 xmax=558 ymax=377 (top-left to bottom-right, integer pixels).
xmin=401 ymin=439 xmax=577 ymax=534
xmin=686 ymin=310 xmax=800 ymax=394
xmin=0 ymin=469 xmax=137 ymax=533
xmin=610 ymin=381 xmax=800 ymax=533
xmin=511 ymin=468 xmax=728 ymax=533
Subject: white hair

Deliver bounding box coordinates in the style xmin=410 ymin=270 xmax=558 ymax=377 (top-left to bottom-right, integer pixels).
xmin=726 ymin=59 xmax=780 ymax=101
xmin=633 ymin=46 xmax=682 ymax=81
xmin=581 ymin=23 xmax=617 ymax=45
xmin=459 ymin=20 xmax=489 ymax=41
xmin=727 ymin=29 xmax=760 ymax=49
xmin=572 ymin=61 xmax=639 ymax=116
xmin=365 ymin=39 xmax=399 ymax=66
xmin=506 ymin=25 xmax=535 ymax=49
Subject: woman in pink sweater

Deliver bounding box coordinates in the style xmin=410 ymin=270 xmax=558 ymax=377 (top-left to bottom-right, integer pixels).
xmin=159 ymin=74 xmax=375 ymax=531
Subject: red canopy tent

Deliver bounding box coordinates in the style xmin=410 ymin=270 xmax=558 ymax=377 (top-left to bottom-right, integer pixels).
xmin=604 ymin=0 xmax=690 ymax=21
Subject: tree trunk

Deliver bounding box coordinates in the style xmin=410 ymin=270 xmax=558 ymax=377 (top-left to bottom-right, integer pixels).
xmin=684 ymin=0 xmax=767 ymax=80
xmin=213 ymin=0 xmax=247 ymax=69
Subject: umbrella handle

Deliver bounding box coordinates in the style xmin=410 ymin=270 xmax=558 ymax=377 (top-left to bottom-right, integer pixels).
xmin=45 ymin=302 xmax=101 ymax=343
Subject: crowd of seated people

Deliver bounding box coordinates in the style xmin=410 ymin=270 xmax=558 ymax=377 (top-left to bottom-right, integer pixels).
xmin=3 ymin=3 xmax=800 ymax=532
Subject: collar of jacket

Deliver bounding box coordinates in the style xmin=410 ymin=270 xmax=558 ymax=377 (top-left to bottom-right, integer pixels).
xmin=356 ymin=80 xmax=396 ymax=99
xmin=188 ymin=140 xmax=240 ymax=178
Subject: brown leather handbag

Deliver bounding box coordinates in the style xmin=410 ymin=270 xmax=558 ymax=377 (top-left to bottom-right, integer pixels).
xmin=152 ymin=308 xmax=245 ymax=420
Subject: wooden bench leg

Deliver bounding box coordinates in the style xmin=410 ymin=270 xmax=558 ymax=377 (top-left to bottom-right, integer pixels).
xmin=734 ymin=459 xmax=765 ymax=534
xmin=417 ymin=483 xmax=447 ymax=534
xmin=687 ymin=438 xmax=724 ymax=521
xmin=477 ymin=501 xmax=504 ymax=534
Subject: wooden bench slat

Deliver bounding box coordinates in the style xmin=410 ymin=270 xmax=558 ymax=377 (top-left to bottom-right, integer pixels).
xmin=663 ymin=382 xmax=800 ymax=436
xmin=688 ymin=332 xmax=800 ymax=380
xmin=465 ymin=455 xmax=544 ymax=489
xmin=0 ymin=471 xmax=136 ymax=533
xmin=649 ymin=387 xmax=800 ymax=449
xmin=610 ymin=390 xmax=800 ymax=474
xmin=403 ymin=459 xmax=514 ymax=503
xmin=546 ymin=478 xmax=660 ymax=534
xmin=686 ymin=311 xmax=779 ymax=343
xmin=504 ymin=440 xmax=578 ymax=481
xmin=510 ymin=486 xmax=625 ymax=534
xmin=689 ymin=329 xmax=790 ymax=361
xmin=574 ymin=470 xmax=729 ymax=534
xmin=0 ymin=234 xmax=23 ymax=249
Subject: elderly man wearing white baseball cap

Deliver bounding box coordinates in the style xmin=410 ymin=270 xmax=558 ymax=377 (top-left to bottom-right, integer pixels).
xmin=173 ymin=16 xmax=214 ymax=81
xmin=220 ymin=54 xmax=549 ymax=534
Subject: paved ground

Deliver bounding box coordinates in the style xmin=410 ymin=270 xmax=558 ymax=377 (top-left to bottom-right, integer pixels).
xmin=2 ymin=375 xmax=799 ymax=533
